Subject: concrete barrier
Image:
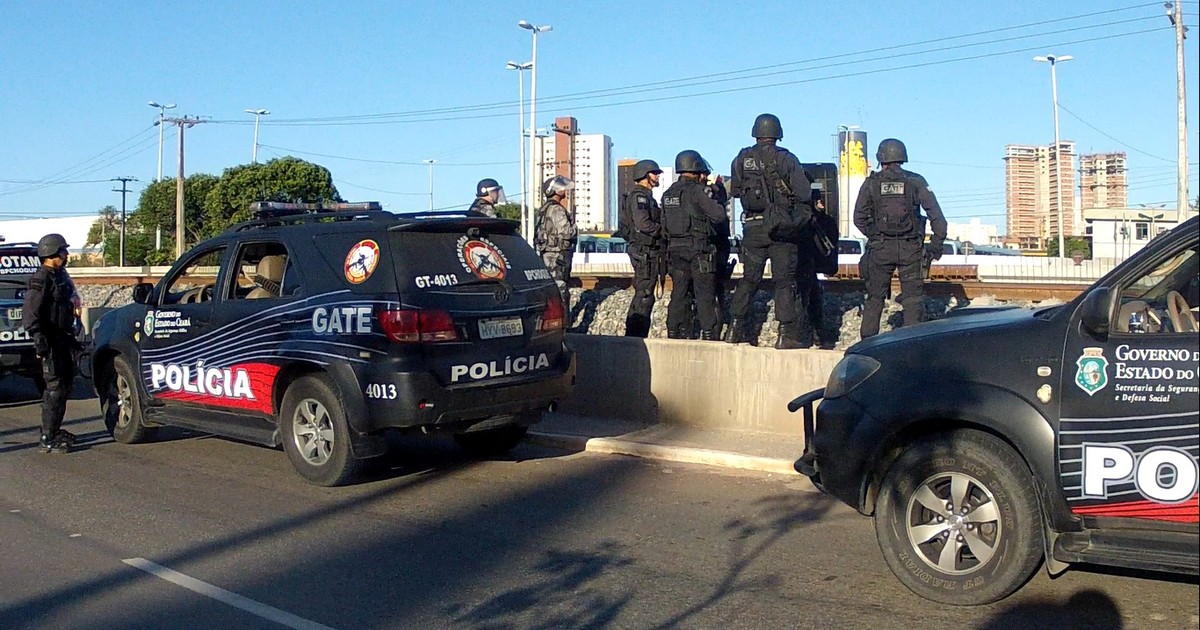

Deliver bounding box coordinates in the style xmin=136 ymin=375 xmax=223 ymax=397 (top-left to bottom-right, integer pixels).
xmin=559 ymin=333 xmax=842 ymax=436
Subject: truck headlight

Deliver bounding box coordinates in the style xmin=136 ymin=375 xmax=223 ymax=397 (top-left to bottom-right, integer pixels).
xmin=824 ymin=354 xmax=881 ymax=399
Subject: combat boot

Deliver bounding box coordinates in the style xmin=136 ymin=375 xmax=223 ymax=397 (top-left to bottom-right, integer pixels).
xmin=40 ymin=434 xmax=69 ymax=454
xmin=723 ymin=318 xmax=749 ymax=344
xmin=666 ymin=327 xmax=687 ymax=339
xmin=775 ymin=323 xmax=806 ymax=350
xmin=699 ymin=329 xmax=716 ymax=341
xmin=56 ymin=429 xmax=77 ymax=446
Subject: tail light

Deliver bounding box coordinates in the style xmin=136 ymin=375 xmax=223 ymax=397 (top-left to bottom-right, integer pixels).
xmin=539 ymin=295 xmax=565 ymax=332
xmin=377 ymin=309 xmax=459 ymax=343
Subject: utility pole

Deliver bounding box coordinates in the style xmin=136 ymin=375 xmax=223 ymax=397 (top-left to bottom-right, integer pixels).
xmin=163 ymin=116 xmax=205 ymax=259
xmin=111 ymin=176 xmax=138 ymax=267
xmin=1168 ymin=1 xmax=1190 ymax=223
xmin=423 ymin=159 xmax=437 ymax=211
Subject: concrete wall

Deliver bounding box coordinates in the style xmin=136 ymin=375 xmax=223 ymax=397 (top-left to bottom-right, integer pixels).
xmin=559 ymin=334 xmax=842 ymax=435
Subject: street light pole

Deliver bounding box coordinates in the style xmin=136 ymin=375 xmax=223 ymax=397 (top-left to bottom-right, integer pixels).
xmin=520 ymin=20 xmax=552 ymax=244
xmin=244 ymin=108 xmax=270 ymax=163
xmin=507 ymin=61 xmax=532 ymax=236
xmin=423 ymin=159 xmax=437 ymax=211
xmin=1034 ymin=54 xmax=1073 ymax=258
xmin=148 ymin=101 xmax=176 ymax=181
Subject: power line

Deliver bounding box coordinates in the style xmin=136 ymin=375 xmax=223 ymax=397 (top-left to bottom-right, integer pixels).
xmin=1058 ymin=103 xmax=1176 ymax=162
xmin=258 ymin=144 xmax=518 ymax=167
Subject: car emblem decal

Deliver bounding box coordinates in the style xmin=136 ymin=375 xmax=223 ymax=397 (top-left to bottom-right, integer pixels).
xmin=143 ymin=311 xmax=156 ymax=336
xmin=344 ymin=239 xmax=380 ymax=285
xmin=456 ymin=236 xmax=509 ymax=280
xmin=1075 ymin=347 xmax=1109 ymax=396
xmin=493 ymin=283 xmax=511 ymax=304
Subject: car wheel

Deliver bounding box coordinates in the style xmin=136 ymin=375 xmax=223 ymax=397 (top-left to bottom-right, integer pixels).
xmin=454 ymin=424 xmax=529 ymax=458
xmin=280 ymin=375 xmax=361 ymax=486
xmin=874 ymin=430 xmax=1043 ymax=605
xmin=104 ymin=356 xmax=148 ymax=443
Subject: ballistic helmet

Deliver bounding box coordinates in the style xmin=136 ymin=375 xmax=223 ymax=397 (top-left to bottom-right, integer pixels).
xmin=675 ymin=150 xmax=706 ymax=174
xmin=632 ymin=159 xmax=663 ymax=181
xmin=876 ymin=138 xmax=908 ymax=164
xmin=751 ymin=113 xmax=783 ymax=140
xmin=543 ymin=175 xmax=574 ymax=198
xmin=37 ymin=233 xmax=69 ymax=258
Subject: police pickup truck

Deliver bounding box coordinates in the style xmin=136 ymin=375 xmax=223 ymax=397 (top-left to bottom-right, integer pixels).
xmin=90 ymin=203 xmax=576 ymax=486
xmin=792 ymin=216 xmax=1199 ymax=605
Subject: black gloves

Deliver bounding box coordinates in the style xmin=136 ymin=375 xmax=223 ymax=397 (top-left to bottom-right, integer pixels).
xmin=925 ymin=242 xmax=944 ymax=261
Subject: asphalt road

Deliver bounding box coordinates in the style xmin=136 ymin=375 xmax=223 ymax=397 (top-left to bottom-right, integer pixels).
xmin=1 ymin=376 xmax=1197 ymax=630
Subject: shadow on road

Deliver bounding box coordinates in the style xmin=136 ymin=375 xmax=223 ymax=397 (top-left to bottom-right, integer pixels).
xmin=976 ymin=589 xmax=1124 ymax=629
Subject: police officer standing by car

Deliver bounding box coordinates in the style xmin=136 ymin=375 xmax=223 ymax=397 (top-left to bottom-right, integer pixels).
xmin=663 ymin=150 xmax=728 ymax=341
xmin=725 ymin=113 xmax=814 ymax=349
xmin=20 ymin=234 xmax=80 ymax=453
xmin=468 ymin=178 xmax=506 ymax=218
xmin=535 ymin=175 xmax=578 ymax=312
xmin=620 ymin=160 xmax=664 ymax=338
xmin=854 ymin=138 xmax=948 ymax=339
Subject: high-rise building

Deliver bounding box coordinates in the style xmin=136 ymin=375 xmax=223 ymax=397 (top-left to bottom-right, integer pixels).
xmin=533 ymin=117 xmax=613 ymax=233
xmin=1004 ymin=141 xmax=1077 ymax=249
xmin=1079 ymin=152 xmax=1128 ymax=211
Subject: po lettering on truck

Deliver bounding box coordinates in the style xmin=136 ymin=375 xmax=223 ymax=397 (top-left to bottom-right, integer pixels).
xmin=1082 ymin=443 xmax=1199 ymax=503
xmin=312 ymin=306 xmax=372 ymax=335
xmin=150 ymin=361 xmax=256 ymax=400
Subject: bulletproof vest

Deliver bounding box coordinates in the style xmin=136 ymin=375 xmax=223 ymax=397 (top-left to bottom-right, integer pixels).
xmin=617 ymin=186 xmax=660 ymax=247
xmin=661 ymin=180 xmax=713 ymax=249
xmin=737 ymin=145 xmax=781 ymax=212
xmin=27 ymin=268 xmax=76 ymax=335
xmin=871 ymin=169 xmax=920 ymax=238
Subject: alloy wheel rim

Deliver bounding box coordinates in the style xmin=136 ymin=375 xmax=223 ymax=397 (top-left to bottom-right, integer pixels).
xmin=292 ymin=398 xmax=334 ymax=466
xmin=904 ymin=471 xmax=1003 ymax=575
xmin=115 ymin=374 xmax=132 ymax=428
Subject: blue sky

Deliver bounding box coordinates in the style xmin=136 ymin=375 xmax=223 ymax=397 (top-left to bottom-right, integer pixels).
xmin=1 ymin=0 xmax=1196 ymax=234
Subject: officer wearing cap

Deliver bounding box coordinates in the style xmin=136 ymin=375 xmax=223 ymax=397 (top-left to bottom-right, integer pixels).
xmin=535 ymin=176 xmax=578 ymax=311
xmin=854 ymin=138 xmax=948 ymax=339
xmin=21 ymin=234 xmax=81 ymax=453
xmin=468 ymin=178 xmax=506 ymax=218
xmin=726 ymin=113 xmax=814 ymax=349
xmin=662 ymin=150 xmax=728 ymax=340
xmin=621 ymin=159 xmax=664 ymax=337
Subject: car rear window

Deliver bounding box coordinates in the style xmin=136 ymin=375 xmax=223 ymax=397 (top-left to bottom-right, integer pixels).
xmin=0 ymin=248 xmax=39 ymax=298
xmin=389 ymin=230 xmax=551 ymax=290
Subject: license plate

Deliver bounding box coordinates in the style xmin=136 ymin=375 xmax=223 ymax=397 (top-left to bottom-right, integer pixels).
xmin=478 ymin=317 xmax=523 ymax=340
xmin=6 ymin=308 xmax=20 ymax=321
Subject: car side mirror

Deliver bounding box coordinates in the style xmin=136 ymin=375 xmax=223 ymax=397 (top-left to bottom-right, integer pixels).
xmin=132 ymin=282 xmax=154 ymax=305
xmin=1079 ymin=287 xmax=1115 ymax=338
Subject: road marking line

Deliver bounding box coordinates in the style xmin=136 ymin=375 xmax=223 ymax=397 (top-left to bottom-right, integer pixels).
xmin=123 ymin=558 xmax=335 ymax=630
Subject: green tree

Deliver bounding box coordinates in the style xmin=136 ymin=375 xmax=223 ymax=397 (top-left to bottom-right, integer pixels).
xmin=1046 ymin=234 xmax=1091 ymax=259
xmin=201 ymin=157 xmax=341 ymax=237
xmin=107 ymin=174 xmax=217 ymax=265
xmin=86 ymin=205 xmax=120 ymax=258
xmin=493 ymin=202 xmax=523 ymax=231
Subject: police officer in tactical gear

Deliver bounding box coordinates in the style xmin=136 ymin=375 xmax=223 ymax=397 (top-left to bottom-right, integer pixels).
xmin=468 ymin=178 xmax=506 ymax=218
xmin=701 ymin=159 xmax=733 ymax=322
xmin=621 ymin=159 xmax=664 ymax=337
xmin=21 ymin=233 xmax=81 ymax=453
xmin=535 ymin=175 xmax=578 ymax=311
xmin=663 ymin=150 xmax=728 ymax=340
xmin=854 ymin=138 xmax=948 ymax=339
xmin=726 ymin=113 xmax=814 ymax=349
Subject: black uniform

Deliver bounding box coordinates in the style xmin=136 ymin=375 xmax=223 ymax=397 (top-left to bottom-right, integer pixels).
xmin=662 ymin=178 xmax=727 ymax=338
xmin=468 ymin=198 xmax=497 ymax=218
xmin=623 ymin=184 xmax=663 ymax=338
xmin=853 ymin=166 xmax=948 ymax=338
xmin=708 ymin=181 xmax=733 ymax=316
xmin=21 ymin=265 xmax=79 ymax=445
xmin=728 ymin=142 xmax=813 ymax=342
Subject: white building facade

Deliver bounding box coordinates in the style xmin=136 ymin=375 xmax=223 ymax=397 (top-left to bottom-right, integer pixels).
xmin=534 ymin=132 xmax=614 ymax=233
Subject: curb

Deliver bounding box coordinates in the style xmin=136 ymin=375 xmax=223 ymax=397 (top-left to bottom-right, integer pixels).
xmin=527 ymin=431 xmax=802 ymax=477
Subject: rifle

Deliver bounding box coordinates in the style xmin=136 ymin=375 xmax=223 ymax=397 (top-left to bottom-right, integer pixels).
xmin=921 ymin=248 xmax=935 ymax=280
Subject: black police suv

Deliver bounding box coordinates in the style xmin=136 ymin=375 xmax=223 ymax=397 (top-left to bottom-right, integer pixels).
xmin=792 ymin=216 xmax=1199 ymax=605
xmin=90 ymin=203 xmax=576 ymax=486
xmin=1 ymin=241 xmax=49 ymax=386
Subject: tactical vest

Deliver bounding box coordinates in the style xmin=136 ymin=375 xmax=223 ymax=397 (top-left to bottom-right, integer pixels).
xmin=870 ymin=169 xmax=921 ymax=238
xmin=617 ymin=187 xmax=660 ymax=247
xmin=737 ymin=146 xmax=775 ymax=213
xmin=662 ymin=180 xmax=713 ymax=250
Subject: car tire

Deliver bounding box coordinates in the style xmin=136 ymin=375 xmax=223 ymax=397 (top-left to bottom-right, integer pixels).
xmin=454 ymin=424 xmax=529 ymax=458
xmin=280 ymin=375 xmax=361 ymax=486
xmin=874 ymin=430 xmax=1043 ymax=606
xmin=104 ymin=356 xmax=148 ymax=444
